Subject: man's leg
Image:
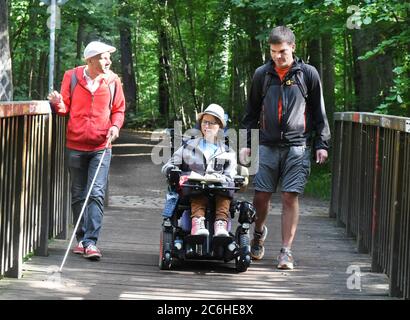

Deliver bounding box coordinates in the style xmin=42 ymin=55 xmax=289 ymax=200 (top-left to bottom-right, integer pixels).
xmin=250 ymin=145 xmax=279 ymax=260
xmin=277 ymin=145 xmax=310 ymax=269
xmin=277 ymin=192 xmax=299 ymax=269
xmin=67 ymin=149 xmax=89 ymax=243
xmin=250 ymin=191 xmax=272 ymax=260
xmin=281 ymin=191 xmax=299 ymax=249
xmin=83 ymin=149 xmax=111 ymax=251
xmin=253 ymin=191 xmax=272 ymax=233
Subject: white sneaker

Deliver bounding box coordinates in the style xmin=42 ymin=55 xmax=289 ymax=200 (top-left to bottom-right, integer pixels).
xmin=214 ymin=220 xmax=229 ymax=237
xmin=191 ymin=217 xmax=209 ymax=236
xmin=277 ymin=248 xmax=295 ymax=270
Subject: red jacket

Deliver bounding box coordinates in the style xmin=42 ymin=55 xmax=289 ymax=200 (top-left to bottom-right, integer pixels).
xmin=54 ymin=66 xmax=125 ymax=151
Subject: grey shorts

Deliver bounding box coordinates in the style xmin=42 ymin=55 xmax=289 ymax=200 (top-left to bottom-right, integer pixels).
xmin=253 ymin=145 xmax=311 ymax=194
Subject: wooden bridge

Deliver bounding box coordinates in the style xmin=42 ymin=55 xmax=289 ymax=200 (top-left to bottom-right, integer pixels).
xmin=0 ymin=101 xmax=409 ymax=300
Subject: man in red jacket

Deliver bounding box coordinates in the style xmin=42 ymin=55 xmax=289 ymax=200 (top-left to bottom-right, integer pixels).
xmin=48 ymin=41 xmax=125 ymax=260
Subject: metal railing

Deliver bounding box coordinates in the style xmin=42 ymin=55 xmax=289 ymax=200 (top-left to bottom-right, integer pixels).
xmin=330 ymin=112 xmax=410 ymax=299
xmin=0 ymin=101 xmax=70 ymax=278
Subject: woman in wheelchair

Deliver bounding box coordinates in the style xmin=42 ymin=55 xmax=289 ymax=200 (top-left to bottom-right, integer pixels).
xmin=162 ymin=103 xmax=237 ymax=237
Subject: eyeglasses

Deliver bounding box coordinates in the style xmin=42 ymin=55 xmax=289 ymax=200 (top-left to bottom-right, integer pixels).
xmin=201 ymin=120 xmax=218 ymax=127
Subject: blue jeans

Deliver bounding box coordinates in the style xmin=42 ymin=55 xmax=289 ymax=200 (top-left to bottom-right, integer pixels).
xmin=67 ymin=148 xmax=112 ymax=248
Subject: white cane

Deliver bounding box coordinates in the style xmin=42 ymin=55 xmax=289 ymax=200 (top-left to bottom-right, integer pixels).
xmin=58 ymin=136 xmax=112 ymax=273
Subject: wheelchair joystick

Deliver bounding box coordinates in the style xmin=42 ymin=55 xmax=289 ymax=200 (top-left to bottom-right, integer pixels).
xmin=168 ymin=168 xmax=181 ymax=190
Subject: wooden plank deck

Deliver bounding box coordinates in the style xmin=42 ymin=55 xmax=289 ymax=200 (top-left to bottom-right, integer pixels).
xmin=0 ymin=130 xmax=393 ymax=300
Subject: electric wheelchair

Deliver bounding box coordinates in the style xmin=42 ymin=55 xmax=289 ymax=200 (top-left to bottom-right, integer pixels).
xmin=158 ymin=129 xmax=256 ymax=272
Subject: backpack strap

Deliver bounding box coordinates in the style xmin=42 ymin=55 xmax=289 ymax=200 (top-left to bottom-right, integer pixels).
xmin=262 ymin=66 xmax=309 ymax=102
xmin=295 ymin=69 xmax=308 ymax=100
xmin=262 ymin=71 xmax=272 ymax=100
xmin=70 ymin=70 xmax=78 ymax=97
xmin=108 ymin=81 xmax=116 ymax=110
xmin=260 ymin=67 xmax=309 ymax=117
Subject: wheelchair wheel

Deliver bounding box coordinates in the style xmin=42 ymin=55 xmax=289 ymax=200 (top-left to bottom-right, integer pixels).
xmin=159 ymin=229 xmax=173 ymax=270
xmin=235 ymin=228 xmax=251 ymax=272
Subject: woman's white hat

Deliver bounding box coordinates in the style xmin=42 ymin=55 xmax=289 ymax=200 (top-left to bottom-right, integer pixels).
xmin=197 ymin=103 xmax=226 ymax=128
xmin=83 ymin=41 xmax=116 ymax=60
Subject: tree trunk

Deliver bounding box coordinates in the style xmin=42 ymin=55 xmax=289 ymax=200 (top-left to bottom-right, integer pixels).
xmin=120 ymin=25 xmax=137 ymax=115
xmin=307 ymin=38 xmax=322 ymax=80
xmin=76 ymin=17 xmax=85 ymax=65
xmin=158 ymin=28 xmax=170 ymax=124
xmin=0 ymin=0 xmax=13 ymax=101
xmin=117 ymin=3 xmax=137 ymax=118
xmin=156 ymin=0 xmax=171 ymax=125
xmin=343 ymin=31 xmax=348 ymax=111
xmin=231 ymin=6 xmax=263 ymax=126
xmin=172 ymin=3 xmax=198 ymax=112
xmin=243 ymin=8 xmax=263 ymax=78
xmin=133 ymin=18 xmax=140 ymax=113
xmin=37 ymin=51 xmax=48 ymax=99
xmin=321 ymin=33 xmax=335 ymax=126
xmin=27 ymin=1 xmax=37 ymax=99
xmin=188 ymin=0 xmax=197 ymax=91
xmin=351 ymin=27 xmax=394 ymax=112
xmin=229 ymin=31 xmax=242 ymax=125
xmin=344 ymin=31 xmax=355 ymax=111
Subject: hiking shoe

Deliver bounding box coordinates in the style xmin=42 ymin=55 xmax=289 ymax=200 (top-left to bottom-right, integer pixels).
xmin=214 ymin=220 xmax=229 ymax=237
xmin=73 ymin=241 xmax=85 ymax=254
xmin=191 ymin=217 xmax=209 ymax=236
xmin=277 ymin=248 xmax=295 ymax=270
xmin=83 ymin=244 xmax=102 ymax=260
xmin=250 ymin=225 xmax=268 ymax=260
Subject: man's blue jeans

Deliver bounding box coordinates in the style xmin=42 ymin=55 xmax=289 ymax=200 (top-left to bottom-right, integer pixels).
xmin=67 ymin=148 xmax=112 ymax=248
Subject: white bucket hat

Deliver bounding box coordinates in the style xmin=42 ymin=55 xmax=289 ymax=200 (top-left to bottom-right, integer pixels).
xmin=197 ymin=103 xmax=226 ymax=128
xmin=83 ymin=41 xmax=116 ymax=60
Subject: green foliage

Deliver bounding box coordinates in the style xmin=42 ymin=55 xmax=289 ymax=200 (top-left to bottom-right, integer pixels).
xmin=125 ymin=110 xmax=163 ymax=129
xmin=7 ymin=0 xmax=410 ymax=130
xmin=6 ymin=0 xmax=410 ymax=203
xmin=355 ymin=2 xmax=410 ymax=116
xmin=23 ymin=252 xmax=34 ymax=262
xmin=304 ymin=161 xmax=332 ymax=201
xmin=375 ymin=56 xmax=410 ymax=116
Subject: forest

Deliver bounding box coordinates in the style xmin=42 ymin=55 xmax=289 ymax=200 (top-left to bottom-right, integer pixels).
xmin=1 ymin=0 xmax=409 ymax=127
xmin=0 ymin=0 xmax=409 ymax=198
